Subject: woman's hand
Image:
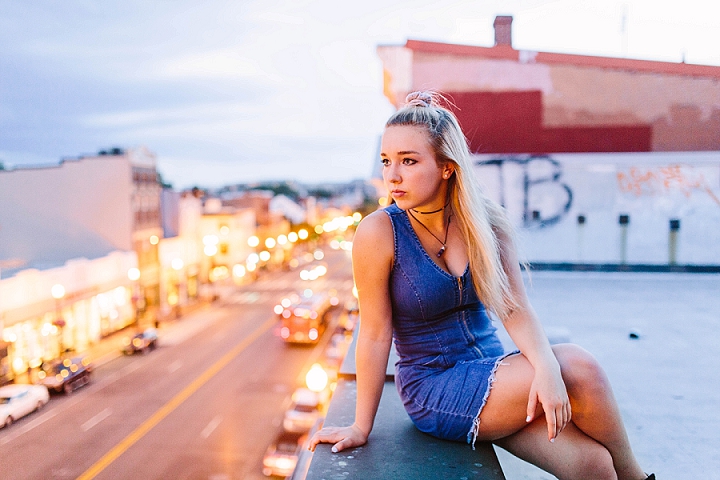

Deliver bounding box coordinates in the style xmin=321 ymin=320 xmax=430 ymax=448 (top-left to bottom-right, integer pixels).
xmin=525 ymin=366 xmax=571 ymax=442
xmin=308 ymin=423 xmax=368 ymax=453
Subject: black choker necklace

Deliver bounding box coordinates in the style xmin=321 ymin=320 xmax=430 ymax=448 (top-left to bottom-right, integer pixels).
xmin=407 ymin=209 xmax=452 ymax=257
xmin=411 ymin=200 xmax=450 ymax=215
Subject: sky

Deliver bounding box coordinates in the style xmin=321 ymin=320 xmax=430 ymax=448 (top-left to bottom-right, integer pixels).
xmin=1 ymin=0 xmax=719 ymax=189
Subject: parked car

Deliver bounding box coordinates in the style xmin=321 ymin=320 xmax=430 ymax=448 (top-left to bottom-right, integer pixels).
xmin=262 ymin=430 xmax=307 ymax=477
xmin=0 ymin=384 xmax=50 ymax=428
xmin=282 ymin=388 xmax=326 ymax=433
xmin=38 ymin=357 xmax=93 ymax=394
xmin=121 ymin=328 xmax=159 ymax=355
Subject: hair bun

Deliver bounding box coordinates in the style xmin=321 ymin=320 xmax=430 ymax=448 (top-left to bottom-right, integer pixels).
xmin=405 ymin=91 xmax=433 ymax=108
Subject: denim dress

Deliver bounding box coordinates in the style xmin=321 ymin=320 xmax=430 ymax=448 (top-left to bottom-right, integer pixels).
xmin=385 ymin=203 xmax=516 ymax=446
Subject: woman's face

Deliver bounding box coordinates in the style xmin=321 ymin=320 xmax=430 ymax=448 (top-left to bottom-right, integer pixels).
xmin=381 ymin=125 xmax=449 ymax=210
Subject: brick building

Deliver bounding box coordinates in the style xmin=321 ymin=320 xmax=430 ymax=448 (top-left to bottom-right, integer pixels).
xmin=376 ymin=16 xmax=720 ymax=267
xmin=378 ymin=15 xmax=720 ymax=155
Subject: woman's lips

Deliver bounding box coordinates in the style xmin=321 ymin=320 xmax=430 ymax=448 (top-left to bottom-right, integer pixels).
xmin=391 ymin=190 xmax=406 ymax=198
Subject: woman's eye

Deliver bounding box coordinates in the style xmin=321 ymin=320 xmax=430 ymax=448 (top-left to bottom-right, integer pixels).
xmin=381 ymin=158 xmax=390 ymax=166
xmin=402 ymin=158 xmax=416 ymax=165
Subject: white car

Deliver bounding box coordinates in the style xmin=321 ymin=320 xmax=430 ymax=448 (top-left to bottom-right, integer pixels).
xmin=282 ymin=388 xmax=327 ymax=433
xmin=0 ymin=384 xmax=50 ymax=428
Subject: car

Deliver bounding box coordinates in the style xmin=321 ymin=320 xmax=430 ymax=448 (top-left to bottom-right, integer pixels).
xmin=38 ymin=357 xmax=93 ymax=394
xmin=282 ymin=388 xmax=326 ymax=433
xmin=121 ymin=328 xmax=158 ymax=355
xmin=262 ymin=430 xmax=307 ymax=477
xmin=0 ymin=384 xmax=50 ymax=428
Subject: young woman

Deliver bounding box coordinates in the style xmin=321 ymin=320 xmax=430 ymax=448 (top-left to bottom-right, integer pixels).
xmin=309 ymin=92 xmax=653 ymax=480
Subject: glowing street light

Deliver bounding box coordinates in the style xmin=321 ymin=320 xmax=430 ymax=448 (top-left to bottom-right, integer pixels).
xmin=127 ymin=267 xmax=140 ymax=281
xmin=248 ymin=235 xmax=260 ymax=248
xmin=305 ymin=363 xmax=329 ymax=392
xmin=51 ymin=284 xmax=65 ymax=300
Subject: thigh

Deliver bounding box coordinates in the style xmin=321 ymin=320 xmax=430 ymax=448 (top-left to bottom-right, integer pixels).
xmin=473 ymin=352 xmax=538 ymax=441
xmin=494 ymin=419 xmax=617 ymax=480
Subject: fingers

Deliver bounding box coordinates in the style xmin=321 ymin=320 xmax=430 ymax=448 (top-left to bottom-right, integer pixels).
xmin=545 ymin=399 xmax=572 ymax=443
xmin=309 ymin=429 xmax=335 ymax=452
xmin=526 ymin=394 xmax=537 ymax=423
xmin=308 ymin=428 xmax=349 ymax=452
xmin=544 ymin=407 xmax=557 ymax=442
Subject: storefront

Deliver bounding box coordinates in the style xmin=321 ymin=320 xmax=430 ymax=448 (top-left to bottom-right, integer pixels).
xmin=0 ymin=250 xmax=138 ymax=382
xmin=0 ymin=285 xmax=135 ymax=379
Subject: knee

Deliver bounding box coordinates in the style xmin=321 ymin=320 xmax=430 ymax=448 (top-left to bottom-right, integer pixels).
xmin=553 ymin=344 xmax=609 ymax=391
xmin=571 ymin=447 xmax=617 ymax=480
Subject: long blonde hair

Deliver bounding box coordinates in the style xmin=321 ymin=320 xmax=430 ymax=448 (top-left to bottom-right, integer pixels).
xmin=386 ymin=91 xmax=518 ymax=319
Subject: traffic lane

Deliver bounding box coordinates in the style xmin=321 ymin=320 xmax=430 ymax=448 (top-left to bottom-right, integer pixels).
xmin=0 ymin=248 xmax=353 ymax=478
xmin=88 ymin=305 xmax=344 ymax=478
xmin=0 ymin=302 xmax=275 ymax=479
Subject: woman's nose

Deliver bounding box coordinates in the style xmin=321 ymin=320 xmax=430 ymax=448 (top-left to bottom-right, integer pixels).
xmin=385 ymin=164 xmax=401 ymax=184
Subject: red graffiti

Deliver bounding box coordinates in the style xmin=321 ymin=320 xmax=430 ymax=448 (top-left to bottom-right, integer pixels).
xmin=617 ymin=165 xmax=716 ymax=202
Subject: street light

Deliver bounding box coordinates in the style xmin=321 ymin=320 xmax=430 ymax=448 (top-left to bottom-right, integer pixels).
xmin=128 ymin=268 xmax=142 ymax=326
xmin=51 ymin=284 xmax=66 ymax=354
xmin=305 ymin=363 xmax=329 ymax=393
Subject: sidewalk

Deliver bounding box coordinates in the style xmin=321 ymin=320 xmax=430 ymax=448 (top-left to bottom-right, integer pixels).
xmin=494 ymin=271 xmax=720 ymax=479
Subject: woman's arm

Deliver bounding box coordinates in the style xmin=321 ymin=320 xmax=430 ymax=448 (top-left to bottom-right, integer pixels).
xmin=309 ymin=211 xmax=394 ymax=452
xmin=496 ymin=229 xmax=571 ymax=442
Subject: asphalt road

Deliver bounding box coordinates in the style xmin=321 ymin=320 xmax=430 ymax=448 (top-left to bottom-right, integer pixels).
xmin=0 ymin=248 xmax=354 ymax=480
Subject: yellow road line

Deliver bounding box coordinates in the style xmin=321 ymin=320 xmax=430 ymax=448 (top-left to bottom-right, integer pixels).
xmin=77 ymin=316 xmax=276 ymax=480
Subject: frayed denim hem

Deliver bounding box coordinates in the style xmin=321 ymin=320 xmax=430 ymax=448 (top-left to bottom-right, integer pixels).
xmin=467 ymin=350 xmax=520 ymax=449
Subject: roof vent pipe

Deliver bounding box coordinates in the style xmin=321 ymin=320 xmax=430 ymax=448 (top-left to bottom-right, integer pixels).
xmin=493 ymin=15 xmax=513 ymax=47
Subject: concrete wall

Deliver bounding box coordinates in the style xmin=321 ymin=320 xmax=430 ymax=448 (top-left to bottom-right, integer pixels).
xmin=474 ymin=151 xmax=720 ymax=265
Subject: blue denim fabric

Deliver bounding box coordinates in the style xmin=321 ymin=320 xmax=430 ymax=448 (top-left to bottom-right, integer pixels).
xmin=385 ymin=203 xmax=514 ymax=444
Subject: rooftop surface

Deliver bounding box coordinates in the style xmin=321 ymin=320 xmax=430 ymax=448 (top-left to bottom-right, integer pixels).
xmin=494 ymin=270 xmax=720 ymax=479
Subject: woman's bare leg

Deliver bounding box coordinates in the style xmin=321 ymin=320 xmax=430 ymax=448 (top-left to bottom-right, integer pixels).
xmin=495 ymin=418 xmax=616 ymax=480
xmin=476 ymin=344 xmax=646 ymax=480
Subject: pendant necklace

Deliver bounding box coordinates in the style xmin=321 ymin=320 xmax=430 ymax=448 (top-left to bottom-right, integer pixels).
xmin=407 ymin=208 xmax=452 ymax=257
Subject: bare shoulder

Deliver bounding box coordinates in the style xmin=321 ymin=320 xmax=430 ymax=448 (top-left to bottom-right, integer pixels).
xmin=352 ymin=209 xmax=394 ymax=267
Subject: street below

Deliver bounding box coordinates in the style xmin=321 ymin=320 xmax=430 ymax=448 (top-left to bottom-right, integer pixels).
xmin=0 ymin=248 xmax=354 ymax=480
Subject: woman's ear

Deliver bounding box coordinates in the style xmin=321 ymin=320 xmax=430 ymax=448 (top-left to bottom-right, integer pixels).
xmin=443 ymin=167 xmax=454 ymax=179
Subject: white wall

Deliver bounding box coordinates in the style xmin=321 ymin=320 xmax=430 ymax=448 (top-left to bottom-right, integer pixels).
xmin=0 ymin=155 xmax=133 ymax=270
xmin=474 ymin=151 xmax=720 ymax=265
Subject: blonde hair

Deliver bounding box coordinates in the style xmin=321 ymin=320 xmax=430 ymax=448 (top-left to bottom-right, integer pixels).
xmin=386 ymin=91 xmax=518 ymax=319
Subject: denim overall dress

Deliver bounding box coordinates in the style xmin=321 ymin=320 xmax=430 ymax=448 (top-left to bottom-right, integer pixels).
xmin=385 ymin=203 xmax=516 ymax=446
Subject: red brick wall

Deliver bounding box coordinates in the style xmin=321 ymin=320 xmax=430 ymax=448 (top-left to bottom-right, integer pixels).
xmin=447 ymin=91 xmax=651 ymax=154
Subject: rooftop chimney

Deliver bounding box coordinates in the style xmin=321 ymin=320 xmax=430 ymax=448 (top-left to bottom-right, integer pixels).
xmin=493 ymin=15 xmax=513 ymax=47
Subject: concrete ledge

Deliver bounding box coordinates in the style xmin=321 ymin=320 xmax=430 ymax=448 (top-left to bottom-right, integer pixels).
xmin=305 ymin=380 xmax=505 ymax=479
xmin=305 ymin=326 xmax=505 ymax=479
xmin=528 ymin=262 xmax=720 ymax=273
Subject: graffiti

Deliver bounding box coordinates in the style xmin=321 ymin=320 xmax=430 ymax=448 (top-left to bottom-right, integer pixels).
xmin=476 ymin=155 xmax=573 ymax=228
xmin=617 ymin=165 xmax=720 ymax=206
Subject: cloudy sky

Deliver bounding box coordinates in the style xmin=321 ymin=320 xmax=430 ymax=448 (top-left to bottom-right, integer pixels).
xmin=1 ymin=0 xmax=719 ymax=189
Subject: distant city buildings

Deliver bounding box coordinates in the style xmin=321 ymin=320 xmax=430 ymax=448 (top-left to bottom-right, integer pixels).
xmin=377 ymin=16 xmax=720 ymax=266
xmin=0 ymin=147 xmax=161 ymax=383
xmin=0 ymin=150 xmax=369 ymax=384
